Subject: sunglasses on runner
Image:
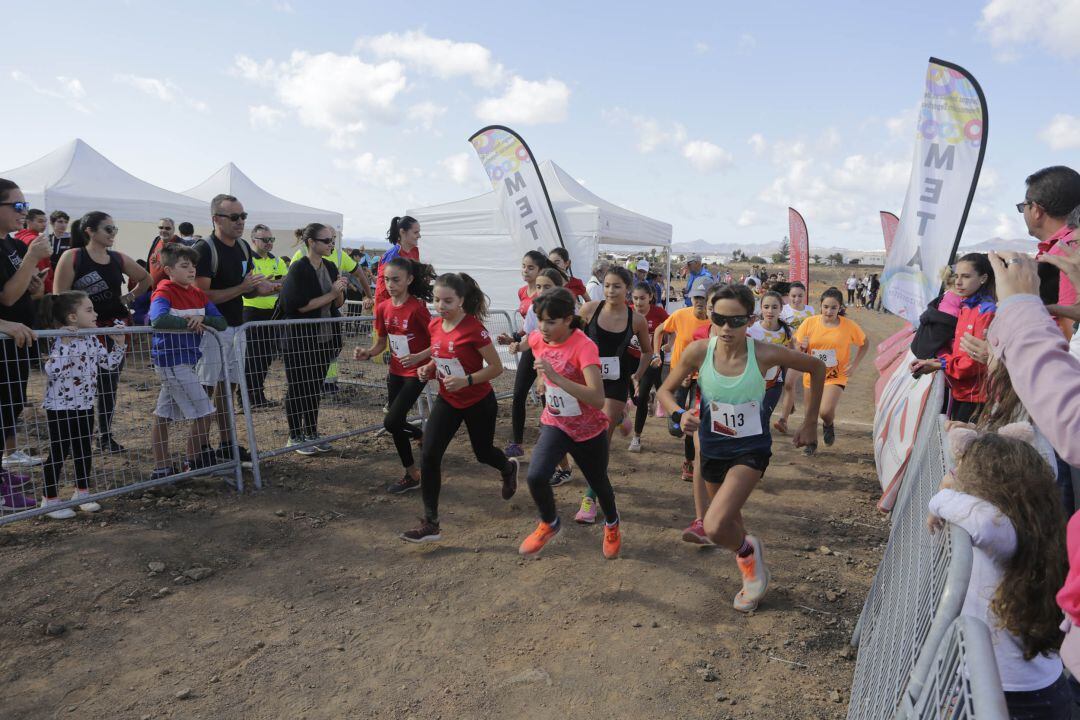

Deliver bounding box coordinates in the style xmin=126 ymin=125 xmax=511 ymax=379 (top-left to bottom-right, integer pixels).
xmin=214 ymin=212 xmax=249 ymax=222
xmin=710 ymin=313 xmax=750 ymax=328
xmin=103 ymin=225 xmax=118 ymax=235
xmin=0 ymin=202 xmax=30 ymax=213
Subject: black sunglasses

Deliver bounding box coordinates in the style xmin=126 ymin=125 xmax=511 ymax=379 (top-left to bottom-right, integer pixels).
xmin=314 ymin=237 xmax=334 ymax=244
xmin=158 ymin=225 xmax=172 ymax=230
xmin=1016 ymin=200 xmax=1033 ymax=214
xmin=254 ymin=236 xmax=276 ymax=243
xmin=214 ymin=212 xmax=249 ymax=222
xmin=103 ymin=225 xmax=118 ymax=235
xmin=0 ymin=202 xmax=30 ymax=213
xmin=711 ymin=312 xmax=750 ymax=328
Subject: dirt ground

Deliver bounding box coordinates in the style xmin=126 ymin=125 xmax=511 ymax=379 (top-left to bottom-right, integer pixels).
xmin=0 ymin=266 xmax=902 ymax=720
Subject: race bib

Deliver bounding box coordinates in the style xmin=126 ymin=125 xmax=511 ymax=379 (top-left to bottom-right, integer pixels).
xmin=599 ymin=356 xmax=621 ymax=380
xmin=813 ymin=348 xmax=838 ymax=368
xmin=388 ymin=334 xmax=410 ymax=359
xmin=708 ymin=401 xmax=763 ymax=439
xmin=764 ymin=365 xmax=779 ymax=382
xmin=435 ymin=357 xmax=466 ymax=380
xmin=545 ymin=385 xmax=581 ymax=417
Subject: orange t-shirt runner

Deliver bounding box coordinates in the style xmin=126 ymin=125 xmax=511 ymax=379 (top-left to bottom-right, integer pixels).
xmin=794 ymin=315 xmax=867 ymax=387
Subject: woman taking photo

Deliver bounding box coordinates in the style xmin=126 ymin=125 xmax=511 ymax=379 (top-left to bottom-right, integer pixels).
xmin=53 ymin=211 xmax=150 ymax=454
xmin=278 ymin=223 xmax=348 ymax=453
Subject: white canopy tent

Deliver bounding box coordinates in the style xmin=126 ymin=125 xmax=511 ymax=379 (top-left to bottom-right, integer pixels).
xmin=0 ymin=139 xmax=208 ymax=258
xmin=182 ymin=163 xmax=343 ymax=239
xmin=408 ymin=160 xmax=672 ymax=314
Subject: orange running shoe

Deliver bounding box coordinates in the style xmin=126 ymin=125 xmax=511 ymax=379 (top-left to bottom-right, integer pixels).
xmin=519 ymin=520 xmax=561 ymax=557
xmin=733 ymin=535 xmax=770 ymax=612
xmin=603 ymin=521 xmax=622 ymax=559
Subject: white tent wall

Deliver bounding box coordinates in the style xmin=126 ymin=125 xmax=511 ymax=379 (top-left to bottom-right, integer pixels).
xmin=409 ymin=160 xmax=669 ymax=313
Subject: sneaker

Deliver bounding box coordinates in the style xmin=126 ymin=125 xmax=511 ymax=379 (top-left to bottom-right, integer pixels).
xmin=71 ymin=489 xmax=101 ymax=513
xmin=2 ymin=450 xmax=42 ymax=469
xmin=387 ymin=473 xmax=420 ymax=495
xmin=400 ymin=518 xmax=441 ymax=543
xmin=772 ymin=418 xmax=788 ymax=435
xmin=733 ymin=535 xmax=771 ymax=613
xmin=190 ymin=447 xmax=219 ymax=477
xmin=618 ymin=414 xmax=632 ymax=437
xmin=287 ymin=437 xmax=317 ymax=456
xmin=682 ymin=518 xmax=714 ymax=545
xmin=823 ymin=424 xmax=836 ymax=446
xmin=3 ymin=471 xmax=30 ymax=490
xmin=574 ymin=495 xmax=598 ymax=524
xmin=519 ymin=519 xmax=561 ymax=557
xmin=1 ymin=480 xmax=37 ymax=510
xmin=603 ymin=521 xmax=622 ymax=559
xmin=549 ymin=467 xmax=572 ymax=487
xmin=217 ymin=445 xmax=254 ymax=469
xmin=98 ymin=436 xmax=125 ymax=454
xmin=308 ymin=435 xmax=333 ymax=453
xmin=681 ymin=460 xmax=694 ymax=483
xmin=504 ymin=442 xmax=524 ymax=458
xmin=150 ymin=466 xmax=174 ymax=482
xmin=501 ymin=458 xmax=519 ymax=500
xmin=628 ymin=436 xmax=642 ymax=453
xmin=41 ymin=497 xmax=75 ymax=520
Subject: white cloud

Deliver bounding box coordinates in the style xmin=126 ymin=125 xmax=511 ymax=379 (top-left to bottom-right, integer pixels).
xmin=737 ymin=209 xmax=761 ymax=227
xmin=602 ymin=108 xmax=686 ymax=153
xmin=272 ymin=1 xmax=294 ymax=12
xmin=738 ymin=33 xmax=757 ymax=52
xmin=681 ymin=140 xmax=734 ymax=173
xmin=249 ymin=104 xmax=285 ymax=130
xmin=335 ymin=152 xmax=413 ymax=189
xmin=748 ymin=133 xmax=767 ymax=155
xmin=475 ymin=76 xmax=570 ymax=125
xmin=359 ymin=30 xmax=505 ymax=87
xmin=1040 ymin=114 xmax=1080 ymax=150
xmin=234 ymin=52 xmax=408 ymax=148
xmin=979 ymin=0 xmax=1080 ymax=59
xmin=440 ymin=153 xmax=474 ymax=185
xmin=114 ymin=73 xmax=208 ymax=113
xmin=11 ymin=71 xmax=90 ymax=113
xmin=694 ymin=41 xmax=710 ymax=55
xmin=409 ymin=101 xmax=447 ymax=131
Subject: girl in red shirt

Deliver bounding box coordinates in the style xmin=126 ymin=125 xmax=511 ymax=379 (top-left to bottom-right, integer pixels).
xmin=547 ymin=247 xmax=589 ymax=302
xmin=354 ymin=257 xmax=434 ymax=494
xmin=400 ymin=273 xmax=519 ymax=544
xmin=518 ymin=288 xmax=621 ymax=559
xmin=374 ymin=216 xmax=421 ymax=305
xmin=628 ymin=280 xmax=669 ymax=453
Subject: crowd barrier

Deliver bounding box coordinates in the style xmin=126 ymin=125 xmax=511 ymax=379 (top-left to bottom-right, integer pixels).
xmin=0 ymin=326 xmax=242 ymax=526
xmin=0 ymin=308 xmax=525 ymax=520
xmin=848 ymin=373 xmax=1008 ymax=719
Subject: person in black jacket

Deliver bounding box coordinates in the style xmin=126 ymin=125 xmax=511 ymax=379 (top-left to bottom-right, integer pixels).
xmin=278 ymin=223 xmax=347 ymax=453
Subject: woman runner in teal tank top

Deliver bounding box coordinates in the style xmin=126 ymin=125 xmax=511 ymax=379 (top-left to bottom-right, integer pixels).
xmin=658 ymin=283 xmax=827 ymax=613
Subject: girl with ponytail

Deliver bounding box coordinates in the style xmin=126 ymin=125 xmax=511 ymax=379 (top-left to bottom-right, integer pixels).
xmin=399 ymin=272 xmax=519 ymax=544
xmin=374 ymin=216 xmax=421 ymax=304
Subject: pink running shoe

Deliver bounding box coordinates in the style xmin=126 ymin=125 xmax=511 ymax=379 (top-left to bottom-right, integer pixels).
xmin=574 ymin=495 xmax=598 ymax=524
xmin=681 ymin=518 xmax=714 ymax=545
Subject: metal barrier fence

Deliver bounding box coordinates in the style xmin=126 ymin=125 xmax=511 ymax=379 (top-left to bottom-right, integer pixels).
xmin=848 ymin=371 xmax=1007 ymax=719
xmin=909 ymin=617 xmax=1009 ymax=720
xmin=0 ymin=326 xmax=242 ymax=526
xmin=232 ymin=311 xmax=521 ymax=489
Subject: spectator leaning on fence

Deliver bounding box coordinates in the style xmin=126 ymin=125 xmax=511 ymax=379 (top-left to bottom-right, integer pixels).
xmin=278 ymin=224 xmax=347 ymax=453
xmin=1021 ymin=166 xmax=1080 ymax=338
xmin=194 ymin=194 xmax=274 ymax=470
xmin=37 ymin=291 xmax=125 ymax=519
xmin=53 ymin=211 xmax=151 ymax=454
xmin=0 ymin=180 xmax=50 ymax=476
xmin=928 ymin=424 xmax=1070 ymax=718
xmin=148 ymin=243 xmax=227 ymax=481
xmin=242 ymin=224 xmax=287 ymax=409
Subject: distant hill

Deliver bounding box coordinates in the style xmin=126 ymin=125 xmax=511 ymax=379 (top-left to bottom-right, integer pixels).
xmin=672 ymin=236 xmax=1037 ymax=258
xmin=957 ymin=237 xmax=1034 ymax=253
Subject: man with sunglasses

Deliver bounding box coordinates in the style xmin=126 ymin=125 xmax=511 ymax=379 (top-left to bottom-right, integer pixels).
xmin=242 ymin=224 xmax=287 ymax=408
xmin=147 ymin=218 xmax=179 ymax=287
xmin=193 ymin=194 xmax=273 ymax=471
xmin=1019 ymin=166 xmax=1080 ymax=337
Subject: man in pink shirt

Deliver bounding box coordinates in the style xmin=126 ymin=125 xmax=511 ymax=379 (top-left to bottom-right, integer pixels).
xmin=1019 ymin=166 xmax=1080 ymax=337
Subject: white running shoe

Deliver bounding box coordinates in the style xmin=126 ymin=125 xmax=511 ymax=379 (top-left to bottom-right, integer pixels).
xmin=42 ymin=497 xmax=76 ymax=519
xmin=72 ymin=489 xmax=101 ymax=513
xmin=733 ymin=535 xmax=770 ymax=613
xmin=3 ymin=450 xmax=43 ymax=468
xmin=628 ymin=436 xmax=642 ymax=453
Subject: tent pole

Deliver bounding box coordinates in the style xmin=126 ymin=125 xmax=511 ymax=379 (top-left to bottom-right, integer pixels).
xmin=665 ymin=247 xmax=672 ymax=311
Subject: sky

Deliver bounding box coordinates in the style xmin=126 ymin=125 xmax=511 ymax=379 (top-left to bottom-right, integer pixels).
xmin=3 ymin=0 xmax=1080 ymax=250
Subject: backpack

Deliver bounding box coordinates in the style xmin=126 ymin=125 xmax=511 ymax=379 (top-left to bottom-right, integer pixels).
xmin=195 ymin=235 xmax=253 ymax=278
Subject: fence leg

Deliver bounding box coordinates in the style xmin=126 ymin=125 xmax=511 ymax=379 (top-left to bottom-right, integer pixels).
xmin=232 ymin=325 xmax=263 ymax=490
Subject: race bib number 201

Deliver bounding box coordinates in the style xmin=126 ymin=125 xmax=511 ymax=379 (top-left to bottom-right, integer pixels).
xmin=545 ymin=385 xmax=581 ymax=417
xmin=708 ymin=401 xmax=763 ymax=439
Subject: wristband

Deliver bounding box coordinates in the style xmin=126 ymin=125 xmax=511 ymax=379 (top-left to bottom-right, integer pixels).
xmin=672 ymin=408 xmax=685 ymax=425
xmin=467 ymin=374 xmax=474 ymax=386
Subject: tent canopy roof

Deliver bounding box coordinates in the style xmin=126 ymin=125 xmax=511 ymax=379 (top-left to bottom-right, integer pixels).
xmin=183 ymin=163 xmax=342 ymax=229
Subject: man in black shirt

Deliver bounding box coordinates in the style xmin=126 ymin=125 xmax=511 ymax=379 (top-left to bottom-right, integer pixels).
xmin=194 ymin=194 xmax=272 ymax=470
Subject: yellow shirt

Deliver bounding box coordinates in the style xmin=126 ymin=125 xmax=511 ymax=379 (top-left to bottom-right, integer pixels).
xmin=660 ymin=307 xmax=711 ymax=369
xmin=794 ymin=315 xmax=867 ymax=387
xmin=244 ymin=253 xmax=289 ymax=310
xmin=291 ymin=247 xmax=358 ymax=274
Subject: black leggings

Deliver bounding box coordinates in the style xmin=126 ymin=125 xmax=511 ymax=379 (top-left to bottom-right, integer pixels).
xmin=0 ymin=342 xmax=29 ymax=443
xmin=243 ymin=307 xmax=278 ymax=400
xmin=633 ymin=363 xmax=663 ymax=435
xmin=421 ymin=392 xmax=510 ymax=523
xmin=43 ymin=409 xmax=94 ymax=498
xmin=511 ymin=348 xmax=537 ymax=444
xmin=96 ymin=338 xmax=124 ymax=440
xmin=283 ymin=343 xmax=338 ymax=439
xmin=385 ymin=373 xmax=425 ymax=467
xmin=527 ymin=425 xmax=617 ymax=524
